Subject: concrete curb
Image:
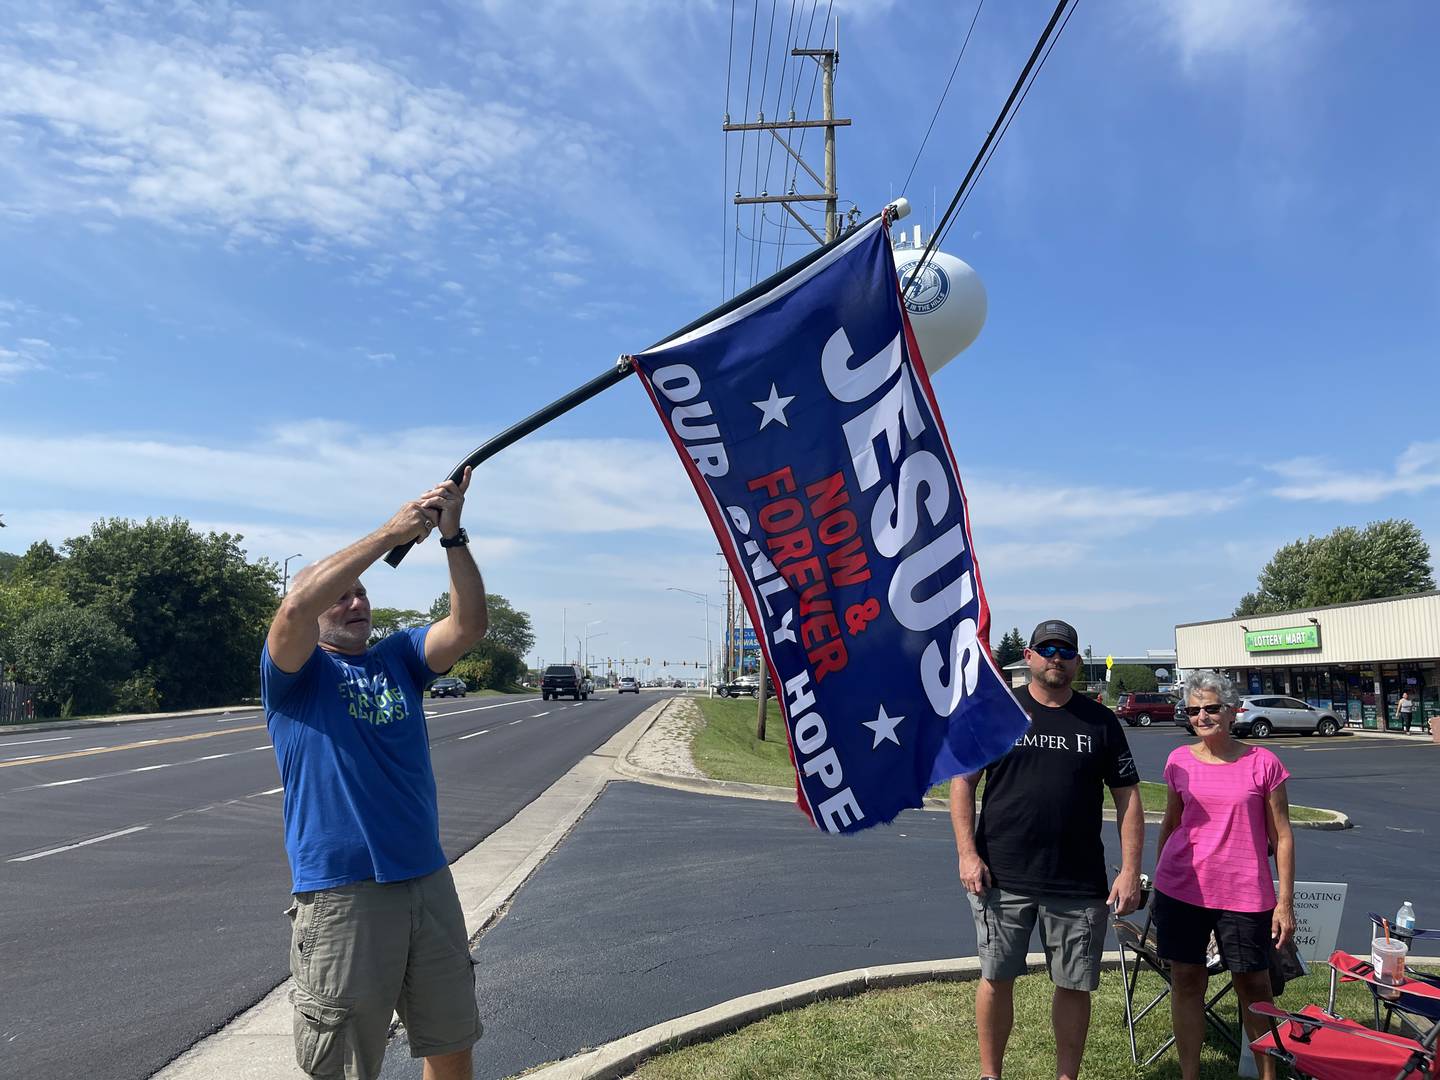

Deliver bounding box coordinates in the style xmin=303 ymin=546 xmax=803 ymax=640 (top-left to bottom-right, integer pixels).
xmin=0 ymin=704 xmax=257 ymax=737
xmin=153 ymin=698 xmax=674 ymax=1080
xmin=521 ymin=952 xmax=1113 ymax=1080
xmin=524 ymin=948 xmax=1440 ymax=1080
xmin=618 ymin=702 xmax=1353 ymax=830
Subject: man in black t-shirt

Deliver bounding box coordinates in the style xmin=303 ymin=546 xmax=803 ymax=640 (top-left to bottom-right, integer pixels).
xmin=950 ymin=619 xmax=1144 ymax=1080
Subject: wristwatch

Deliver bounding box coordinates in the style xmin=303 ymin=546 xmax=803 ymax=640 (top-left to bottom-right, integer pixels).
xmin=439 ymin=527 xmax=469 ymax=548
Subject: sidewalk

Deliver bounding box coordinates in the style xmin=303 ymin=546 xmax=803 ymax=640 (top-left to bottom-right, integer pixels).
xmin=0 ymin=703 xmax=256 ymax=737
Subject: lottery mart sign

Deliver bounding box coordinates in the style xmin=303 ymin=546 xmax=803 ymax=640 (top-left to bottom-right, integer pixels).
xmin=1245 ymin=625 xmax=1320 ymax=652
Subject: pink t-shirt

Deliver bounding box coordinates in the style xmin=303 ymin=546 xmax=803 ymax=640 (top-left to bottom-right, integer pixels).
xmin=1154 ymin=744 xmax=1290 ymax=912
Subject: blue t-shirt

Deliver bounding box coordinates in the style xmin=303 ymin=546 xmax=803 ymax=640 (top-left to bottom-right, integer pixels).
xmin=261 ymin=627 xmax=447 ymax=892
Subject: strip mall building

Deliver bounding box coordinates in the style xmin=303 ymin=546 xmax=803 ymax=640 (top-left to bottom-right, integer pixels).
xmin=1174 ymin=591 xmax=1440 ymax=731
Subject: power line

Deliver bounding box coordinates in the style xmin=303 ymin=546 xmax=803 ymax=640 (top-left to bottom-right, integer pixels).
xmin=730 ymin=0 xmax=762 ymax=299
xmin=942 ymin=0 xmax=1078 ymax=244
xmin=722 ymin=0 xmax=738 ymax=301
xmin=775 ymin=0 xmax=834 ymax=272
xmin=904 ymin=0 xmax=1076 ymax=300
xmin=900 ymin=0 xmax=984 ymax=198
xmin=748 ymin=0 xmax=782 ymax=286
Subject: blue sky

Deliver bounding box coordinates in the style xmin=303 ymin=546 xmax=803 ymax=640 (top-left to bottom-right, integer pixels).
xmin=2 ymin=0 xmax=1438 ymax=675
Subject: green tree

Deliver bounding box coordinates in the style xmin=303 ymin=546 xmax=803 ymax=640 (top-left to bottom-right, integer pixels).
xmin=0 ymin=551 xmax=19 ymax=582
xmin=0 ymin=577 xmax=67 ymax=665
xmin=369 ymin=608 xmax=427 ymax=645
xmin=480 ymin=594 xmax=535 ymax=657
xmin=13 ymin=540 xmax=64 ymax=586
xmin=11 ymin=602 xmax=135 ymax=717
xmin=60 ymin=517 xmax=279 ymax=710
xmin=994 ymin=627 xmax=1025 ymax=668
xmin=1109 ymin=664 xmax=1158 ymax=698
xmin=427 ymin=593 xmax=451 ymax=622
xmin=1234 ymin=519 xmax=1434 ymax=616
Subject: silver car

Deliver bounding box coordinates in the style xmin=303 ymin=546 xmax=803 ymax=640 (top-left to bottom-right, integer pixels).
xmin=1233 ymin=695 xmax=1342 ymax=738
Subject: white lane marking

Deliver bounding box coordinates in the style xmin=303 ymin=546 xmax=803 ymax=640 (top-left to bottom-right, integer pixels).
xmin=429 ymin=698 xmax=540 ymax=718
xmin=251 ymin=745 xmax=272 ymax=751
xmin=458 ymin=729 xmax=490 ymax=740
xmin=132 ymin=764 xmax=172 ymax=773
xmin=530 ymin=711 xmax=551 ymax=719
xmin=39 ymin=777 xmax=94 ymax=787
xmin=425 ymin=711 xmax=437 ymax=717
xmin=0 ymin=754 xmax=44 ymax=764
xmin=9 ymin=826 xmax=149 ymax=862
xmin=0 ymin=736 xmax=71 ymax=747
xmin=197 ymin=754 xmax=232 ymax=761
xmin=508 ymin=719 xmax=524 ymax=726
xmin=248 ymin=787 xmax=284 ymax=797
xmin=571 ymin=703 xmax=584 ymax=708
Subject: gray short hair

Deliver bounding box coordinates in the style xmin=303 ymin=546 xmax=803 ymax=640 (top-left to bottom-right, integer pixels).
xmin=1184 ymin=669 xmax=1241 ymax=708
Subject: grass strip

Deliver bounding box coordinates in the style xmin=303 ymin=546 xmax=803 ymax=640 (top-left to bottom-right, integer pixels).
xmin=631 ymin=969 xmax=1374 ymax=1080
xmin=690 ymin=697 xmax=1341 ymax=822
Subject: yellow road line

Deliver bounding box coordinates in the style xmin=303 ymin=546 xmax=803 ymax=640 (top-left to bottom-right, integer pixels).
xmin=0 ymin=724 xmax=267 ymax=769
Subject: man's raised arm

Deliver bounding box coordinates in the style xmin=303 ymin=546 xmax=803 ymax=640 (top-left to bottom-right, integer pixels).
xmin=422 ymin=467 xmax=489 ymax=672
xmin=267 ymin=499 xmax=438 ymax=673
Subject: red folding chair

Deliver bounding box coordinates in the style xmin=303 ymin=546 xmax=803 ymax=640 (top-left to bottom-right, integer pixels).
xmin=1250 ymin=998 xmax=1440 ymax=1079
xmin=1330 ymin=949 xmax=1440 ymax=1043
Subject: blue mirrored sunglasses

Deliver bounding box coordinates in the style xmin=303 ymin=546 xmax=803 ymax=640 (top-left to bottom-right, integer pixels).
xmin=1032 ymin=643 xmax=1079 ymax=660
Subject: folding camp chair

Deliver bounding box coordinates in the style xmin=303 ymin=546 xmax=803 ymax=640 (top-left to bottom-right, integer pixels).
xmin=1249 ymin=1000 xmax=1440 ymax=1079
xmin=1115 ymin=883 xmax=1241 ymax=1067
xmin=1331 ymin=944 xmax=1440 ymax=1044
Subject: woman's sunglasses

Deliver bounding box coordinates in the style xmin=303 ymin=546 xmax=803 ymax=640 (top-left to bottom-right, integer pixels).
xmin=1183 ymin=704 xmax=1227 ymax=717
xmin=1031 ymin=644 xmax=1079 ymax=660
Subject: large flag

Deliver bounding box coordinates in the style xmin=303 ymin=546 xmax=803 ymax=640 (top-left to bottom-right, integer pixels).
xmin=632 ymin=216 xmax=1029 ymax=833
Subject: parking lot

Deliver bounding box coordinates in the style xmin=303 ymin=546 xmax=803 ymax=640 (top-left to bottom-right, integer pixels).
xmin=1121 ymin=725 xmax=1436 ymax=833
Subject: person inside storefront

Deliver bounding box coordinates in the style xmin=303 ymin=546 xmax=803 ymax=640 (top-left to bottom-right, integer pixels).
xmin=1153 ymin=669 xmax=1296 ymax=1080
xmin=1398 ymin=690 xmax=1417 ymax=734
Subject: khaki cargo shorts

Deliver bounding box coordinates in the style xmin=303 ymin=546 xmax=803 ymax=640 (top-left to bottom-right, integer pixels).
xmin=968 ymin=887 xmax=1108 ymax=991
xmin=285 ymin=866 xmax=482 ymax=1079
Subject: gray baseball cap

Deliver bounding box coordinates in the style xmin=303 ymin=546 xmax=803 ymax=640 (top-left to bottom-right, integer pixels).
xmin=1029 ymin=619 xmax=1079 ymax=650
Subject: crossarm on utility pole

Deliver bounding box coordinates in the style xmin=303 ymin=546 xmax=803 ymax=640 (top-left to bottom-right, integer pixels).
xmin=780 ymin=202 xmax=824 ymax=245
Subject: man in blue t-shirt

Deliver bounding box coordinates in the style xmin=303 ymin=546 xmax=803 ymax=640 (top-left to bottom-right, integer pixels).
xmin=262 ymin=468 xmax=487 ymax=1080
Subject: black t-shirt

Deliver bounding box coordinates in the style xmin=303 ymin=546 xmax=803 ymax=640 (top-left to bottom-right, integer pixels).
xmin=974 ymin=685 xmax=1140 ymax=899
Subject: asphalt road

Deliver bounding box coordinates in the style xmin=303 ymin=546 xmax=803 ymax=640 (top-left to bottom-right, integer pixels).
xmin=1120 ymin=724 xmax=1436 ymax=834
xmin=0 ymin=689 xmax=669 ymax=1080
xmin=378 ymin=732 xmax=1440 ymax=1080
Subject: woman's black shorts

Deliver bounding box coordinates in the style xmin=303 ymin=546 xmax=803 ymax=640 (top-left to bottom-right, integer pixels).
xmin=1152 ymin=888 xmax=1273 ymax=973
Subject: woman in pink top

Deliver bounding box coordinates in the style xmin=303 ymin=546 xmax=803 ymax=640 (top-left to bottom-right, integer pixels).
xmin=1154 ymin=670 xmax=1295 ymax=1080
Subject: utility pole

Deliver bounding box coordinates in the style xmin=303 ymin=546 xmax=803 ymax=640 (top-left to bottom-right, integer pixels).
xmin=725 ymin=22 xmax=849 ymax=251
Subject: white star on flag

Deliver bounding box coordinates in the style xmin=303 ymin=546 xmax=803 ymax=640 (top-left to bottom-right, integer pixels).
xmin=863 ymin=704 xmax=904 ymax=749
xmin=752 ymin=383 xmax=795 ymax=430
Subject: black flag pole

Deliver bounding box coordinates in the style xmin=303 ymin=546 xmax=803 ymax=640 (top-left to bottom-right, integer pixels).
xmin=384 ymin=199 xmax=910 ymax=567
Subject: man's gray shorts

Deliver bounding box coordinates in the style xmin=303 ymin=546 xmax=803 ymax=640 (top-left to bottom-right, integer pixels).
xmin=286 ymin=866 xmax=482 ymax=1079
xmin=967 ymin=887 xmax=1108 ymax=991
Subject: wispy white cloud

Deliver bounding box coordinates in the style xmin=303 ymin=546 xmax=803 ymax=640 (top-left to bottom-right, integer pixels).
xmin=1270 ymin=443 xmax=1440 ymax=503
xmin=0 ymin=6 xmax=597 ymax=247
xmin=1140 ymin=0 xmax=1305 ymax=68
xmin=965 ymin=478 xmax=1238 ymax=531
xmin=0 ymin=422 xmax=709 ymax=537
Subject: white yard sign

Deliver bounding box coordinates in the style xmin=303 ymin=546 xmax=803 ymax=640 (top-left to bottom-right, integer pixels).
xmin=1285 ymin=881 xmax=1348 ymax=964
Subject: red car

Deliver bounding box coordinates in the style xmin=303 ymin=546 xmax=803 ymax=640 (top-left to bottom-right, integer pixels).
xmin=1113 ymin=692 xmax=1176 ymax=727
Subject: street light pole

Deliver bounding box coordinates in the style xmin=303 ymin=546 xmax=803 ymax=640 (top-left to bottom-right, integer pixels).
xmin=585 ymin=628 xmax=607 ymax=675
xmin=282 ymin=553 xmax=304 ymax=597
xmin=667 ymin=587 xmax=713 ymax=697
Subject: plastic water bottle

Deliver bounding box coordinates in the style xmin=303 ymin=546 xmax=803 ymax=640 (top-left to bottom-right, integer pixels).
xmin=1397 ymin=901 xmax=1417 ymax=931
